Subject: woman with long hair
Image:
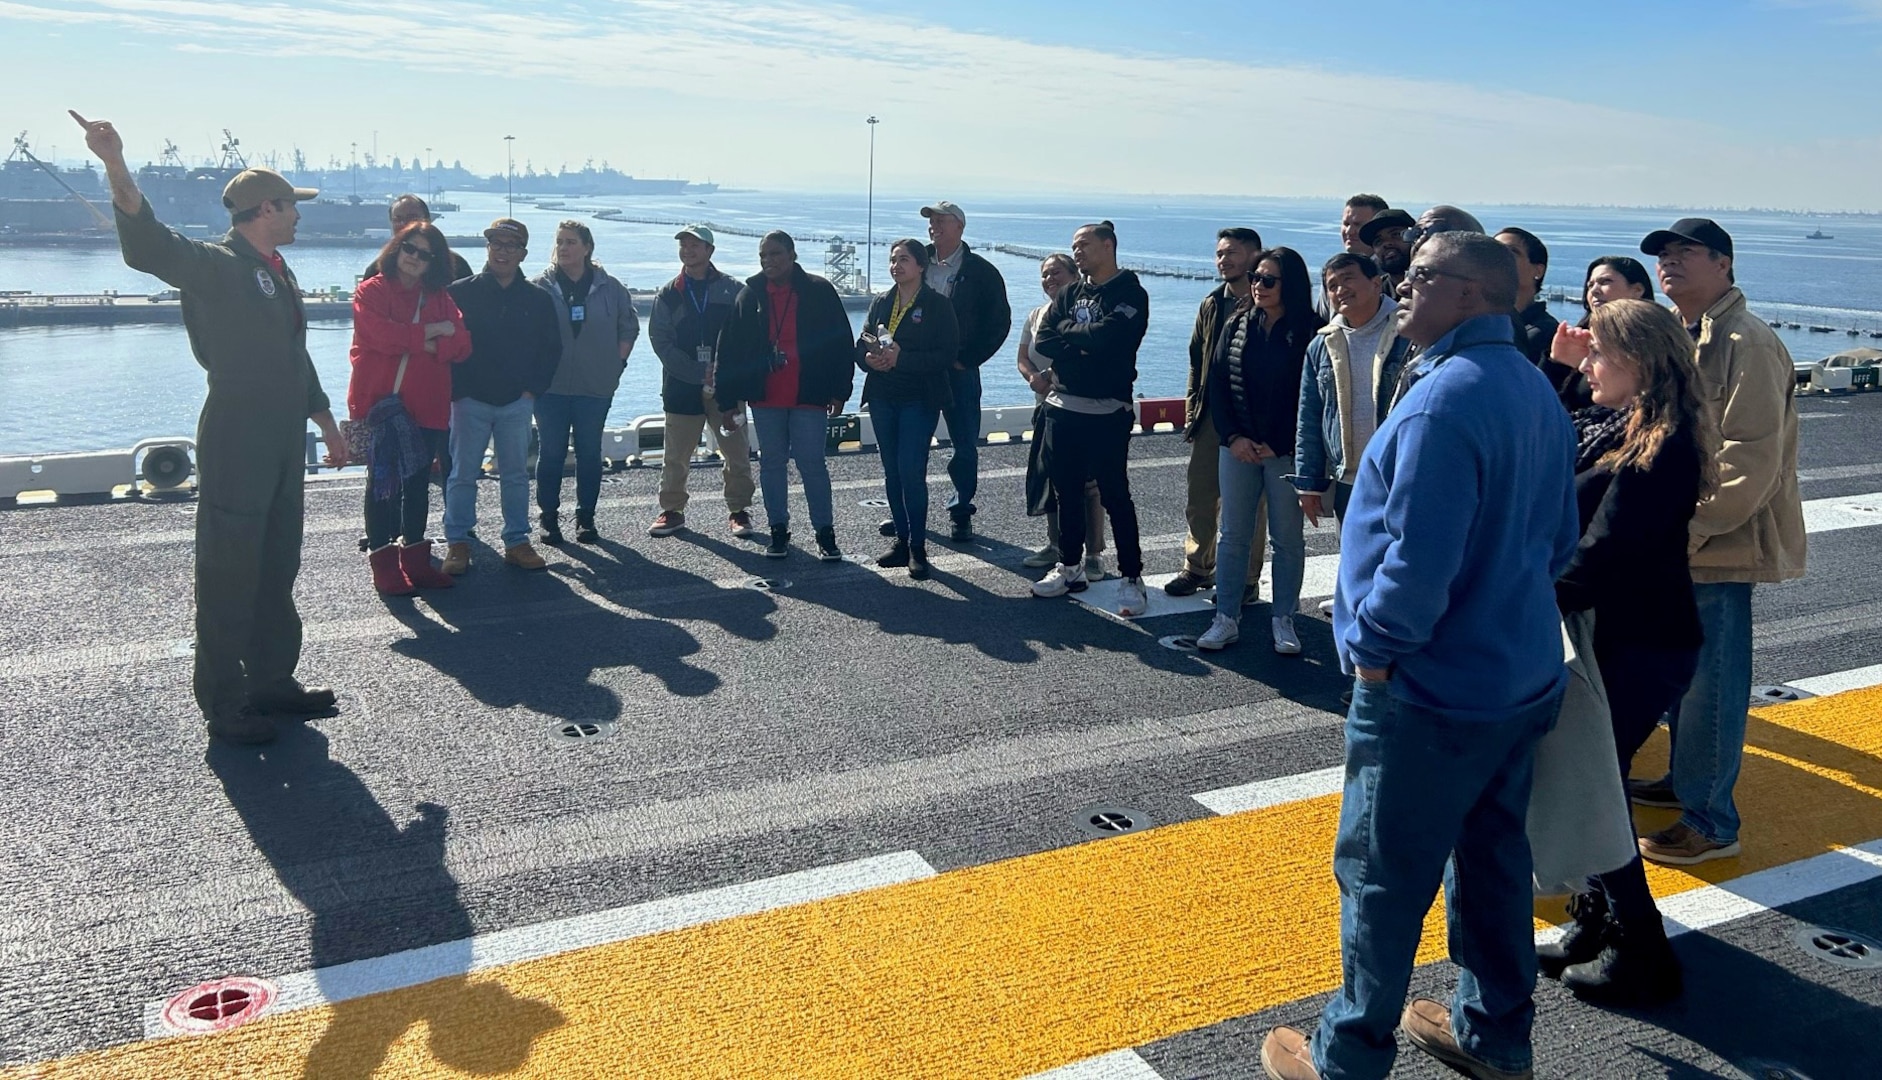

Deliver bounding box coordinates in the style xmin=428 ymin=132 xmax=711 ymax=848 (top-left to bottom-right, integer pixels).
xmin=1197 ymin=247 xmax=1325 ymax=654
xmin=348 ymin=222 xmax=472 ymax=594
xmin=532 ymin=220 xmax=639 ymax=544
xmin=1541 ymin=297 xmax=1718 ymax=1006
xmin=1546 ymin=256 xmax=1656 ymax=408
xmin=857 ymin=239 xmax=960 ymax=579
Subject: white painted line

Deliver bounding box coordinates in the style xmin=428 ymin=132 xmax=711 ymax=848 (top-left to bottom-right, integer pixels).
xmin=1658 ymin=838 xmax=1882 ymax=938
xmin=1801 ymin=491 xmax=1882 ymax=534
xmin=140 ymin=850 xmax=937 ymax=1038
xmin=1074 ymin=573 xmax=1215 ymax=620
xmin=1798 ymin=463 xmax=1882 ymax=482
xmin=1788 ymin=664 xmax=1882 ymax=697
xmin=1193 ymin=767 xmax=1345 ymax=816
xmin=1027 ymin=1048 xmax=1167 ymax=1080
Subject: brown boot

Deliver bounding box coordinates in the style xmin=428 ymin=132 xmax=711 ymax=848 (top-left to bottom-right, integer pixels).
xmin=504 ymin=542 xmax=547 ymax=570
xmin=442 ymin=542 xmax=472 ymax=575
xmin=398 ymin=541 xmax=455 ymax=589
xmin=1401 ymin=998 xmax=1532 ymax=1080
xmin=1259 ymin=1026 xmax=1321 ymax=1080
xmin=368 ymin=544 xmax=415 ymax=596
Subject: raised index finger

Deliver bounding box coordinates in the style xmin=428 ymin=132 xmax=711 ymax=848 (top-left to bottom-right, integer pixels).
xmin=68 ymin=109 xmax=95 ymax=129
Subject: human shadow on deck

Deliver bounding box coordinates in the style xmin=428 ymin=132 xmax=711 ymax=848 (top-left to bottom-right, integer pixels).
xmin=208 ymin=729 xmax=562 ymax=1078
xmin=388 ymin=563 xmax=732 ymax=718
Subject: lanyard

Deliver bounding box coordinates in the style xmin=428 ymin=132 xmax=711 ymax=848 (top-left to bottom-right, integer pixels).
xmin=767 ymin=289 xmax=798 ymax=347
xmin=684 ymin=274 xmax=711 ymax=317
xmin=888 ymin=289 xmax=916 ymax=337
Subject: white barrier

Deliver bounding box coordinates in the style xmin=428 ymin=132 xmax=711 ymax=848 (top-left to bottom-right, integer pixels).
xmin=0 ymin=438 xmax=195 ymax=500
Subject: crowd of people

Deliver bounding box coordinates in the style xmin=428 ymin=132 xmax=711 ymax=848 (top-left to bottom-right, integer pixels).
xmin=74 ymin=106 xmax=1809 ymax=1080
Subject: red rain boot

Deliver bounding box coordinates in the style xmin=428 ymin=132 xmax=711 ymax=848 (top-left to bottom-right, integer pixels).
xmin=369 ymin=544 xmax=416 ymax=596
xmin=398 ymin=541 xmax=455 ymax=589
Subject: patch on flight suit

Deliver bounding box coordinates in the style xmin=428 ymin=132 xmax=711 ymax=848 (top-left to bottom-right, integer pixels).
xmin=255 ymin=268 xmax=277 ymax=298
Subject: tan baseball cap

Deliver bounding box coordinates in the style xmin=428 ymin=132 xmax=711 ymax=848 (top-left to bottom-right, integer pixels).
xmin=920 ymin=200 xmax=966 ymax=226
xmin=221 ymin=168 xmax=318 ymax=214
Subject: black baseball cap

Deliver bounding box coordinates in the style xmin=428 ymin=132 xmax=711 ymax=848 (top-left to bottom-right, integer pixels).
xmin=1640 ymin=218 xmax=1733 ymax=260
xmin=1358 ymin=208 xmax=1416 ymax=246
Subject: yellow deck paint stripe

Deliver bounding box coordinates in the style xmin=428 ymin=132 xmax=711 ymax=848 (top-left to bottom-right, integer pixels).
xmin=14 ymin=686 xmax=1882 ymax=1080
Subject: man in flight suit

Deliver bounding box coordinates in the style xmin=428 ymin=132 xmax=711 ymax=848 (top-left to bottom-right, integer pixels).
xmin=74 ymin=111 xmax=349 ymax=746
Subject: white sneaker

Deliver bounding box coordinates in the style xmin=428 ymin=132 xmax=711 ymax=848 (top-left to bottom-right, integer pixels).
xmin=1197 ymin=612 xmax=1240 ymax=650
xmin=1317 ymin=598 xmax=1336 ymax=616
xmin=1117 ymin=576 xmax=1149 ymax=617
xmin=1022 ymin=544 xmax=1061 ymax=569
xmin=1031 ymin=562 xmax=1088 ymax=597
xmin=1272 ymin=616 xmax=1302 ymax=655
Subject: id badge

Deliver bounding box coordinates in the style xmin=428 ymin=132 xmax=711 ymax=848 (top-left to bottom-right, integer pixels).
xmin=569 ymin=304 xmax=586 ymax=323
xmin=771 ymin=345 xmax=788 ymax=372
xmin=697 ymin=345 xmax=714 ymax=369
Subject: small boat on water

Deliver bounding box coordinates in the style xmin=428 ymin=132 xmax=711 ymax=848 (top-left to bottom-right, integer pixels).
xmin=1810 ymin=325 xmax=1837 ymax=333
xmin=1807 ymin=229 xmax=1834 ymax=240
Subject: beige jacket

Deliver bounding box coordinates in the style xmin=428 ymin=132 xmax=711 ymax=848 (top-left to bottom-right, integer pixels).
xmin=1688 ymin=288 xmax=1806 ymax=583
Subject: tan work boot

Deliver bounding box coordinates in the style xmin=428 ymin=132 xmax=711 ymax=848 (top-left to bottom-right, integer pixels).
xmin=504 ymin=542 xmax=547 ymax=570
xmin=1401 ymin=998 xmax=1532 ymax=1080
xmin=442 ymin=542 xmax=472 ymax=575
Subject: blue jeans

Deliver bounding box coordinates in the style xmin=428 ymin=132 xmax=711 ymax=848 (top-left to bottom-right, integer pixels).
xmin=1312 ymin=680 xmax=1561 ymax=1080
xmin=751 ymin=406 xmax=833 ymax=531
xmin=1663 ymin=581 xmax=1755 ymax=844
xmin=942 ymin=366 xmax=981 ymax=522
xmin=869 ymin=400 xmax=940 ymax=542
xmin=534 ymin=392 xmax=612 ymax=517
xmin=1216 ymin=450 xmax=1306 ymax=619
xmin=444 ymin=395 xmax=534 ymax=548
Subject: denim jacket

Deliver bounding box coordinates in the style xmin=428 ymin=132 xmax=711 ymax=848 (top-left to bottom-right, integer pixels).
xmin=1291 ymin=308 xmax=1412 ymax=494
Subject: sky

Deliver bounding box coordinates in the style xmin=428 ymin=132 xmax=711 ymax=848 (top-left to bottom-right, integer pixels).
xmin=6 ymin=0 xmax=1882 ymax=210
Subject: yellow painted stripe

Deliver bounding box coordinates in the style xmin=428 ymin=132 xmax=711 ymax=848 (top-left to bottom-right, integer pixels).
xmin=14 ymin=686 xmax=1882 ymax=1080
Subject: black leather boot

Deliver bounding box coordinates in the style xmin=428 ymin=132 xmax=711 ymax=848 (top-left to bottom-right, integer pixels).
xmin=1562 ymin=919 xmax=1683 ymax=1006
xmin=1538 ymin=890 xmax=1609 ymax=979
xmin=908 ymin=543 xmax=931 ymax=580
xmin=574 ymin=508 xmax=599 ymax=544
xmin=539 ymin=509 xmax=564 ymax=545
xmin=765 ymin=525 xmax=790 ymax=558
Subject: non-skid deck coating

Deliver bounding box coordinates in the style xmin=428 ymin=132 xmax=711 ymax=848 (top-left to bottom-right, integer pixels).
xmin=3 ymin=392 xmax=1882 ymax=1080
xmin=11 ymin=686 xmax=1882 ymax=1080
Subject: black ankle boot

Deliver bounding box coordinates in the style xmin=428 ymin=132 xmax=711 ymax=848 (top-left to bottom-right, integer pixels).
xmin=876 ymin=540 xmax=910 ymax=568
xmin=907 ymin=543 xmax=931 ymax=580
xmin=765 ymin=524 xmax=790 ymax=558
xmin=1539 ymin=890 xmax=1610 ymax=979
xmin=1562 ymin=919 xmax=1683 ymax=1006
xmin=539 ymin=509 xmax=564 ymax=545
xmin=814 ymin=526 xmax=843 ymax=562
xmin=574 ymin=508 xmax=598 ymax=544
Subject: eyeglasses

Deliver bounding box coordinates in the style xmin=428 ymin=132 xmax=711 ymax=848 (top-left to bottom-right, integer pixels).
xmin=1407 ymin=265 xmax=1474 ymax=287
xmin=1250 ymin=273 xmax=1281 ymax=289
xmin=399 ymin=241 xmax=435 ymax=263
xmin=488 ymin=241 xmax=525 ymax=254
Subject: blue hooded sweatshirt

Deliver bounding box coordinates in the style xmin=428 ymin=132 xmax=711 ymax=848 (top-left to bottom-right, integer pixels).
xmin=1334 ymin=313 xmax=1580 ymax=721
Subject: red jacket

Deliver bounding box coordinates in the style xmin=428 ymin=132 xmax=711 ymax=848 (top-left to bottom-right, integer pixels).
xmin=347 ymin=274 xmax=472 ymax=430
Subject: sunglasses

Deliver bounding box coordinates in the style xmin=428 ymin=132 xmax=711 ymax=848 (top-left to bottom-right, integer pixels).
xmin=1250 ymin=273 xmax=1281 ymax=289
xmin=399 ymin=241 xmax=435 ymax=263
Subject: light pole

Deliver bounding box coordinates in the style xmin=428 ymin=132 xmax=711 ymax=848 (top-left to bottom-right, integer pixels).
xmin=504 ymin=134 xmax=516 ymax=217
xmin=865 ymin=115 xmax=878 ymax=293
xmin=424 ymin=146 xmax=432 ymax=201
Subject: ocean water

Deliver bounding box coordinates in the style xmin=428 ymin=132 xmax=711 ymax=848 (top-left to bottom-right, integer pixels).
xmin=2 ymin=190 xmax=1877 ymax=455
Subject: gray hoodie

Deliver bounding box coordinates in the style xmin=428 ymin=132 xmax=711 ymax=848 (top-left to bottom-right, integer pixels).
xmin=535 ymin=264 xmax=640 ymax=399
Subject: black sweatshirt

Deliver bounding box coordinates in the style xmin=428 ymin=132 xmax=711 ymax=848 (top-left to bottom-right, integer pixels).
xmin=925 ymin=242 xmax=1012 ymax=369
xmin=1030 ymin=270 xmax=1149 ymax=402
xmin=446 ymin=271 xmax=562 ymax=406
xmin=1208 ymin=308 xmax=1321 ymax=457
xmin=1555 ymin=431 xmax=1705 ymax=649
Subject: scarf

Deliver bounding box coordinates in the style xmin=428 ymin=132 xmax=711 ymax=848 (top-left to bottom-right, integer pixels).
xmin=1572 ymin=404 xmax=1631 ymax=474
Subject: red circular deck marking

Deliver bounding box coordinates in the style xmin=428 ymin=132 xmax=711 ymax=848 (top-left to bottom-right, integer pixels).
xmin=160 ymin=977 xmax=276 ymax=1034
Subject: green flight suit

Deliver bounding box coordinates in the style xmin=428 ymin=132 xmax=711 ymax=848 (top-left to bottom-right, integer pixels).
xmin=115 ymin=198 xmax=330 ymax=720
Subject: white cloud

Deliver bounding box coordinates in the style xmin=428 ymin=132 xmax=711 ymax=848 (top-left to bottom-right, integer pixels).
xmin=9 ymin=0 xmax=1881 ymax=208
